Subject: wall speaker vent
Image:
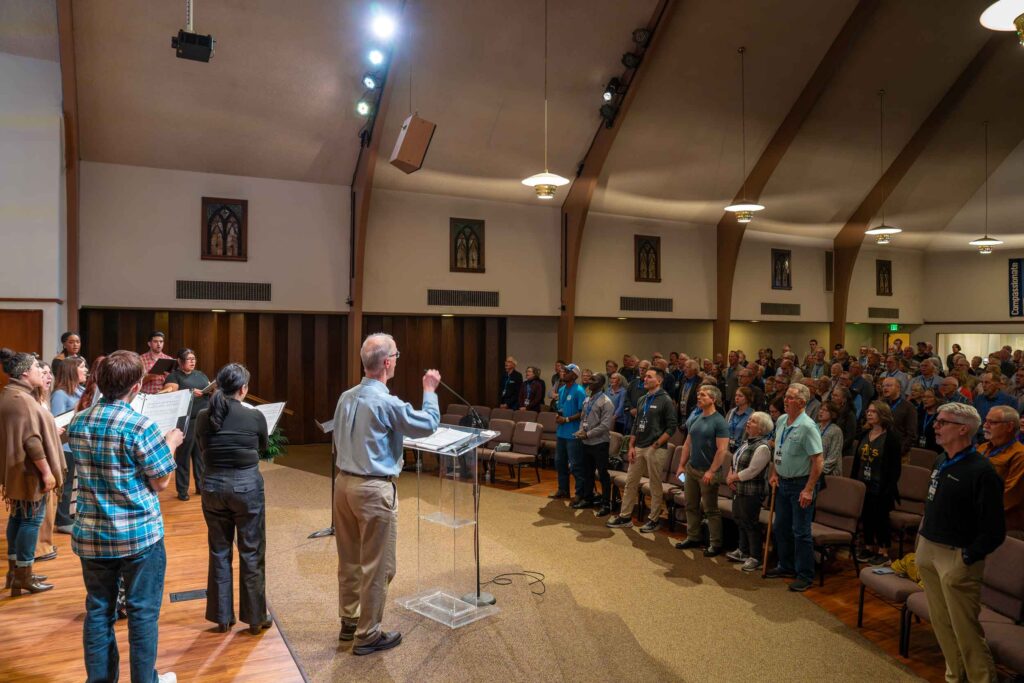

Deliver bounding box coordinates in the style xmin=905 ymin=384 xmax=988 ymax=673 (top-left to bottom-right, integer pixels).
xmin=760 ymin=302 xmax=801 ymax=316
xmin=176 ymin=280 xmax=271 ymax=301
xmin=427 ymin=289 xmax=499 ymax=307
xmin=620 ymin=297 xmax=673 ymax=312
xmin=868 ymin=307 xmax=900 ymax=319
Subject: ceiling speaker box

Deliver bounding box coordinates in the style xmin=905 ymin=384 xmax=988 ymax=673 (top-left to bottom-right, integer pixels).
xmin=389 ymin=114 xmax=436 ymax=174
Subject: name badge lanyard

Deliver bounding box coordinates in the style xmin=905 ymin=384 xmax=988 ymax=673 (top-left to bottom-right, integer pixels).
xmin=929 ymin=448 xmax=975 ymax=500
xmin=775 ymin=424 xmax=796 ymax=464
xmin=984 ymin=442 xmax=1011 ymax=461
xmin=729 ymin=410 xmax=746 ymax=445
xmin=638 ymin=394 xmax=654 ymax=431
xmin=919 ymin=413 xmax=936 ymax=446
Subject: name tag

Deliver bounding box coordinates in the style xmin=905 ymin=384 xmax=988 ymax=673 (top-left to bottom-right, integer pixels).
xmin=927 ymin=472 xmax=939 ymax=501
xmin=918 ymin=435 xmax=927 ymax=447
xmin=637 ymin=417 xmax=648 ymax=432
xmin=862 ymin=462 xmax=872 ymax=481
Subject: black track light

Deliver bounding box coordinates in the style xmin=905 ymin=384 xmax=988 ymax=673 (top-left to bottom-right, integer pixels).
xmin=621 ymin=52 xmax=642 ymax=69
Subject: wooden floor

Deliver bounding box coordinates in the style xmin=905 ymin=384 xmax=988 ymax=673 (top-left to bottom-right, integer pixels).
xmin=1 ymin=443 xmax=951 ymax=682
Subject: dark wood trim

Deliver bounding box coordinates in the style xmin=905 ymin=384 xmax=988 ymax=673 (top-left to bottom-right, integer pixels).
xmin=0 ymin=298 xmax=65 ymax=304
xmin=713 ymin=0 xmax=881 ymax=356
xmin=557 ymin=0 xmax=676 ymax=361
xmin=347 ymin=0 xmax=408 ymax=386
xmin=200 ymin=197 xmax=249 ymax=261
xmin=57 ymin=0 xmax=80 ymax=333
xmin=830 ymin=35 xmax=1005 ymax=349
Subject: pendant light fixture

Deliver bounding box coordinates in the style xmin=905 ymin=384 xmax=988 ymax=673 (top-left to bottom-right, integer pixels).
xmin=521 ymin=0 xmax=569 ymax=200
xmin=969 ymin=121 xmax=1003 ymax=255
xmin=864 ymin=89 xmax=902 ymax=243
xmin=980 ymin=0 xmax=1024 ymax=45
xmin=724 ymin=47 xmax=764 ymax=224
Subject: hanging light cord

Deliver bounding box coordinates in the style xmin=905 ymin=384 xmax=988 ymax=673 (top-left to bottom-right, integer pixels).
xmin=543 ymin=0 xmax=549 ymax=172
xmin=984 ymin=120 xmax=989 ymax=235
xmin=739 ymin=47 xmax=747 ymax=198
xmin=878 ymin=89 xmax=885 ymax=225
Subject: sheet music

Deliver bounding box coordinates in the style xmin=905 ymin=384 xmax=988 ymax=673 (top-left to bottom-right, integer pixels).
xmin=136 ymin=390 xmax=192 ymax=435
xmin=404 ymin=427 xmax=474 ymax=451
xmin=315 ymin=418 xmax=335 ymax=433
xmin=254 ymin=402 xmax=287 ymax=433
xmin=54 ymin=410 xmax=76 ymax=429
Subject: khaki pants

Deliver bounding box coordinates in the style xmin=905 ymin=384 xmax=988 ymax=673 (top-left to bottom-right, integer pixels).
xmin=916 ymin=536 xmax=996 ymax=683
xmin=683 ymin=462 xmax=722 ymax=547
xmin=334 ymin=472 xmax=398 ymax=647
xmin=36 ymin=490 xmax=58 ymax=554
xmin=618 ymin=445 xmax=669 ymax=523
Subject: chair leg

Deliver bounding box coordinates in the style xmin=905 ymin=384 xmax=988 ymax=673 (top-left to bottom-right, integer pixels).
xmin=898 ymin=531 xmax=904 ymax=559
xmin=851 ymin=543 xmax=859 ymax=575
xmin=818 ymin=547 xmax=825 ymax=587
xmin=516 ymin=464 xmax=522 ymax=489
xmin=857 ymin=584 xmax=865 ymax=628
xmin=534 ymin=460 xmax=541 ymax=483
xmin=667 ymin=500 xmax=675 ymax=532
xmin=900 ymin=605 xmax=911 ymax=658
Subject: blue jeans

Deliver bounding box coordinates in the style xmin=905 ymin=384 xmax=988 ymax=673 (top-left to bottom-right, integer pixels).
xmin=5 ymin=495 xmax=47 ymax=565
xmin=56 ymin=450 xmax=76 ymax=526
xmin=555 ymin=437 xmax=583 ymax=496
xmin=772 ymin=476 xmax=818 ymax=582
xmin=81 ymin=538 xmax=166 ymax=683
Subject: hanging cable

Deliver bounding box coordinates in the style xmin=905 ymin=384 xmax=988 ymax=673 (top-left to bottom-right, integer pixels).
xmin=543 ymin=0 xmax=549 ymax=171
xmin=185 ymin=0 xmax=193 ymax=33
xmin=739 ymin=47 xmax=746 ymax=198
xmin=878 ymin=89 xmax=885 ymax=225
xmin=984 ymin=120 xmax=989 ymax=234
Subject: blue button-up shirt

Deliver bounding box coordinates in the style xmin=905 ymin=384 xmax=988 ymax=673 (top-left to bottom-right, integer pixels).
xmin=68 ymin=398 xmax=176 ymax=559
xmin=556 ymin=382 xmax=586 ymax=438
xmin=333 ymin=378 xmax=439 ymax=477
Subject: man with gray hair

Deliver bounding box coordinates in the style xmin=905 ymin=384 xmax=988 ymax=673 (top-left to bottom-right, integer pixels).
xmin=917 ymin=402 xmax=1005 ymax=683
xmin=333 ymin=333 xmax=441 ymax=655
xmin=977 ymin=405 xmax=1024 ymax=535
xmin=938 ymin=376 xmax=969 ymax=405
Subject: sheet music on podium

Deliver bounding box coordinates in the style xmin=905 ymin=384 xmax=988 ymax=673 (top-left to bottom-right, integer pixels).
xmin=130 ymin=390 xmax=192 ymax=434
xmin=404 ymin=427 xmax=483 ymax=452
xmin=253 ymin=403 xmax=287 ymax=433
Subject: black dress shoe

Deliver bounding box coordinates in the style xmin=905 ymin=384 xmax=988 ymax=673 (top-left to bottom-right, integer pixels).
xmin=177 ymin=493 xmax=190 ymax=501
xmin=248 ymin=616 xmax=273 ymax=635
xmin=216 ymin=620 xmax=236 ymax=633
xmin=703 ymin=546 xmax=722 ymax=558
xmin=339 ymin=621 xmax=358 ymax=641
xmin=547 ymin=491 xmax=569 ymax=499
xmin=674 ymin=539 xmax=704 ymax=550
xmin=353 ymin=631 xmax=402 ymax=656
xmin=34 ymin=547 xmax=58 ymax=562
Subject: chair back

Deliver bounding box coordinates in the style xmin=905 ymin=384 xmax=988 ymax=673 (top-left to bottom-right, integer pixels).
xmin=490 ymin=408 xmax=515 ymax=422
xmin=608 ymin=431 xmax=623 ymax=456
xmin=448 ymin=404 xmax=469 ymax=417
xmin=813 ymin=475 xmax=866 ymax=535
xmin=537 ymin=411 xmax=558 ymax=438
xmin=487 ymin=419 xmax=515 ymax=446
xmin=908 ymin=447 xmax=937 ymax=469
xmin=841 ymin=456 xmax=854 ymax=478
xmin=470 ymin=405 xmax=491 ymax=419
xmin=894 ymin=464 xmax=931 ymax=516
xmin=514 ymin=410 xmax=538 ymax=424
xmin=511 ymin=421 xmax=543 ymax=455
xmin=668 ymin=429 xmax=685 ymax=448
xmin=440 ymin=413 xmax=462 ymax=426
xmin=982 ymin=536 xmax=1024 ymax=622
xmin=663 ymin=445 xmax=684 ymax=484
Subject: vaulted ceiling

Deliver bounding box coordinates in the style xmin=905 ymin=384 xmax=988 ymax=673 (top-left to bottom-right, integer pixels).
xmin=13 ymin=0 xmax=1024 ymax=250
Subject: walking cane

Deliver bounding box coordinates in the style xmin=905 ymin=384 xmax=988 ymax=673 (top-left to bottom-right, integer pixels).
xmin=761 ymin=482 xmax=777 ymax=578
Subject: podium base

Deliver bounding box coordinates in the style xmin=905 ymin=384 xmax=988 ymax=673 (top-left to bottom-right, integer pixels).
xmin=397 ymin=588 xmax=498 ymax=629
xmin=460 ymin=591 xmax=496 ymax=606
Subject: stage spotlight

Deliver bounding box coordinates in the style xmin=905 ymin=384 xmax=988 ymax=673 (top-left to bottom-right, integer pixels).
xmin=356 ymin=100 xmax=373 ymax=116
xmin=632 ymin=27 xmax=652 ymax=46
xmin=371 ymin=14 xmax=397 ymax=40
xmin=603 ymin=77 xmax=621 ymax=102
xmin=621 ymin=52 xmax=642 ymax=69
xmin=599 ymin=103 xmax=619 ymax=128
xmin=363 ymin=72 xmax=379 ymax=90
xmin=368 ymin=48 xmax=385 ymax=66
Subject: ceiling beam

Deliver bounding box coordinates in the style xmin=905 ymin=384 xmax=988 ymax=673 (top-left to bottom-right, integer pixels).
xmin=829 ymin=34 xmax=1004 ymax=349
xmin=346 ymin=1 xmax=407 ymax=386
xmin=57 ymin=0 xmax=80 ymax=333
xmin=556 ymin=0 xmax=676 ymax=362
xmin=712 ymin=0 xmax=880 ymax=357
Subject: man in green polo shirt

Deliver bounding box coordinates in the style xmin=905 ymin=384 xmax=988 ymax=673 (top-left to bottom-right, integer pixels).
xmin=765 ymin=383 xmax=824 ymax=592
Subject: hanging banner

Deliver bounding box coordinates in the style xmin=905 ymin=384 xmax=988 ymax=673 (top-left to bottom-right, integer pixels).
xmin=1010 ymin=258 xmax=1023 ymax=317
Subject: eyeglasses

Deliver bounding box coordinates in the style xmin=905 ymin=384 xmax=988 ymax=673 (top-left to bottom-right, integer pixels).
xmin=934 ymin=419 xmax=966 ymax=428
xmin=388 ymin=351 xmax=401 ymax=359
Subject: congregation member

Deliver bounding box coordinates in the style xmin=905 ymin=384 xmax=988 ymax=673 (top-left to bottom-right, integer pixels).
xmin=551 ymin=364 xmax=586 ymax=503
xmin=161 ymin=348 xmax=211 ymax=501
xmin=881 ymin=355 xmax=910 ymax=395
xmin=517 ymin=366 xmax=545 ymax=412
xmin=909 ymin=358 xmax=943 ymax=395
xmin=604 ymin=372 xmax=627 ymax=434
xmin=50 ymin=356 xmax=87 ymax=532
xmin=848 ymin=362 xmax=875 ymax=409
xmin=917 ymin=402 xmax=1005 ymax=683
xmin=624 ymin=359 xmax=652 ymax=430
xmin=675 ymin=385 xmax=729 ymax=555
xmin=724 ymin=386 xmax=753 ymax=452
xmin=724 ymin=411 xmax=773 ymax=572
xmin=332 ymin=333 xmax=440 ymax=655
xmin=654 ymin=357 xmax=678 ymax=402
xmin=917 ymin=389 xmax=941 ymax=453
xmin=881 ymin=377 xmax=917 ymax=454
xmin=68 ymin=351 xmax=183 ymax=683
xmin=619 ymin=354 xmax=638 ymax=383
xmin=498 ymin=356 xmax=523 ymax=409
xmin=548 ymin=360 xmax=565 ymax=409
xmin=677 ymin=360 xmax=701 ymax=424
xmin=938 ymin=376 xmax=969 ymax=405
xmin=736 ymin=366 xmax=765 ymax=411
xmin=1 ymin=350 xmax=62 ymax=595
xmin=852 ymin=402 xmax=903 ymax=566
xmin=831 ymin=387 xmax=859 ymax=457
xmin=973 ymin=373 xmax=1016 ymax=438
xmin=140 ymin=331 xmax=174 ymax=394
xmin=945 ymin=344 xmax=963 ymax=373
xmin=606 ymin=368 xmax=677 ymax=532
xmin=51 ymin=331 xmax=82 ymax=368
xmin=195 ymin=363 xmax=271 ymax=634
xmin=765 ymin=383 xmax=824 ymax=592
xmin=574 ymin=373 xmax=614 ymax=514
xmin=977 ymin=406 xmax=1024 ymax=536
xmin=816 ymin=401 xmax=844 ymax=476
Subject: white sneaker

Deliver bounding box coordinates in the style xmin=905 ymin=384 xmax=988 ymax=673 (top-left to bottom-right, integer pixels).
xmin=741 ymin=557 xmax=762 ymax=573
xmin=725 ymin=549 xmax=747 ymax=563
xmin=158 ymin=674 xmax=177 ymax=683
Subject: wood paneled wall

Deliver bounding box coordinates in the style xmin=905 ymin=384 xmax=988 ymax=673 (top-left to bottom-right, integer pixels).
xmin=78 ymin=310 xmax=506 ymax=443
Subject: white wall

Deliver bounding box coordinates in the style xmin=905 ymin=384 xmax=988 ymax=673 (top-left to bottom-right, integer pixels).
xmin=79 ymin=162 xmax=350 ymax=311
xmin=847 ymin=246 xmax=923 ymax=324
xmin=575 ymin=212 xmax=716 ymax=319
xmin=922 ymin=251 xmax=1024 ymax=322
xmin=0 ymin=51 xmax=64 ymax=349
xmin=572 ymin=318 xmax=713 ymax=372
xmin=363 ymin=188 xmax=560 ymax=316
xmin=507 ymin=316 xmax=558 ymax=379
xmin=731 ymin=232 xmax=832 ymax=321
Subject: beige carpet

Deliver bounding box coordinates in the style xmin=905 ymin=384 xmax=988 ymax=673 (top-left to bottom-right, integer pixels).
xmin=261 ymin=462 xmax=919 ymax=682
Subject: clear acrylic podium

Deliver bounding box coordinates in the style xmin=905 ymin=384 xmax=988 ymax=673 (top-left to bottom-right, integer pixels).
xmin=396 ymin=424 xmax=500 ymax=629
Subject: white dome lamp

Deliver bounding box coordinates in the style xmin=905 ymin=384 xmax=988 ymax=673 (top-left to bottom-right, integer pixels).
xmin=864 ymin=90 xmax=902 ymax=244
xmin=981 ymin=0 xmax=1024 ymax=45
xmin=723 ymin=47 xmax=765 ymax=224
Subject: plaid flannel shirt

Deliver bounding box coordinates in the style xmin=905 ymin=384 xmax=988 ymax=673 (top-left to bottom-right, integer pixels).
xmin=140 ymin=350 xmax=173 ymax=394
xmin=68 ymin=398 xmax=176 ymax=559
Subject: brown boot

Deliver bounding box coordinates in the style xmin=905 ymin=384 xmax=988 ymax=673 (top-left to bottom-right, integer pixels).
xmin=10 ymin=565 xmax=53 ymax=595
xmin=5 ymin=560 xmax=46 ymax=589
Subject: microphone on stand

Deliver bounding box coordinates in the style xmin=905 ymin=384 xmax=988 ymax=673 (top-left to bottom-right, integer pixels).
xmin=426 ymin=370 xmax=488 ymax=428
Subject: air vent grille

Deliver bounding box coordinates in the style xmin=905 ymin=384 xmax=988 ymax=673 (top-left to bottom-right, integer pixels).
xmin=868 ymin=307 xmax=899 ymax=319
xmin=620 ymin=297 xmax=673 ymax=312
xmin=427 ymin=289 xmax=499 ymax=307
xmin=760 ymin=302 xmax=801 ymax=316
xmin=176 ymin=280 xmax=271 ymax=301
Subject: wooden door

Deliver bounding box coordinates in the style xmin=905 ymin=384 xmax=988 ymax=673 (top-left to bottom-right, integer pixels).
xmin=0 ymin=309 xmax=44 ymax=387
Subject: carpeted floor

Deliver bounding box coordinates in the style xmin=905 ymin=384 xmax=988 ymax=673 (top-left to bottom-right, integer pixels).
xmin=262 ymin=461 xmax=920 ymax=682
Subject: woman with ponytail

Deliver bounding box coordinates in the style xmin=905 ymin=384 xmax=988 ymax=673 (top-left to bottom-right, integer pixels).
xmin=195 ymin=363 xmax=270 ymax=635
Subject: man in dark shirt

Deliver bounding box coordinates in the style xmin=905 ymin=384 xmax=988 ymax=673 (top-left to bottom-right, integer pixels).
xmin=498 ymin=356 xmax=523 ymax=409
xmin=882 ymin=377 xmax=916 ymax=455
xmin=623 ymin=360 xmax=652 ymax=433
xmin=736 ymin=366 xmax=765 ymax=411
xmin=917 ymin=402 xmax=1005 ymax=683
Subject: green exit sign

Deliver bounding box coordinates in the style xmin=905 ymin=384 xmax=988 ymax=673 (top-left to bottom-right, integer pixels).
xmin=888 ymin=324 xmax=900 ymax=332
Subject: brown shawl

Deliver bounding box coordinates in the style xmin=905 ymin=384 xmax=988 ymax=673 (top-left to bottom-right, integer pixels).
xmin=0 ymin=378 xmax=65 ymax=508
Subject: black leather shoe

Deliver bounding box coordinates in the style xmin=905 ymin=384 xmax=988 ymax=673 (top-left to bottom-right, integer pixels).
xmin=703 ymin=546 xmax=722 ymax=558
xmin=674 ymin=539 xmax=703 ymax=550
xmin=764 ymin=567 xmax=797 ymax=579
xmin=547 ymin=491 xmax=569 ymax=499
xmin=177 ymin=493 xmax=190 ymax=501
xmin=216 ymin=620 xmax=236 ymax=633
xmin=353 ymin=631 xmax=402 ymax=656
xmin=339 ymin=622 xmax=358 ymax=641
xmin=248 ymin=616 xmax=273 ymax=635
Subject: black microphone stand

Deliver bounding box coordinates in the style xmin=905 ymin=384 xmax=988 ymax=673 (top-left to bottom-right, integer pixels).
xmin=308 ymin=420 xmax=335 ymax=539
